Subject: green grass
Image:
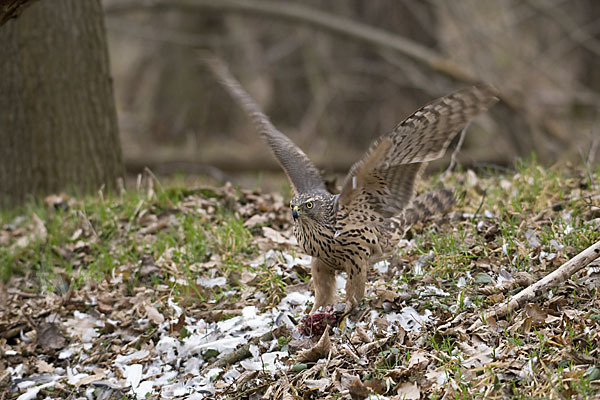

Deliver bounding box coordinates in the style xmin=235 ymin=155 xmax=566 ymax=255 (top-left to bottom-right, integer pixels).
xmin=0 ymin=182 xmax=256 ymax=304
xmin=2 ymin=157 xmax=600 ymax=399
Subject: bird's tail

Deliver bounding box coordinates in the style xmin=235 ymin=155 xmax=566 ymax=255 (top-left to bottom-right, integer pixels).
xmin=393 ymin=188 xmax=455 ymax=228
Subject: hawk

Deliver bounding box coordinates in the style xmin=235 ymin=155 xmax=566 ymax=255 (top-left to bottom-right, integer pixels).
xmin=206 ymin=58 xmax=498 ymax=312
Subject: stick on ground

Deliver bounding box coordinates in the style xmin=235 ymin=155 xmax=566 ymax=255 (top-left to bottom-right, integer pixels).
xmin=470 ymin=240 xmax=600 ymax=331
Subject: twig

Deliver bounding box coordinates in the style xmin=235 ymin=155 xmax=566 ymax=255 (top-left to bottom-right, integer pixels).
xmin=443 ymin=122 xmax=470 ymax=178
xmin=205 ymin=331 xmax=273 ymax=371
xmin=6 ymin=288 xmax=44 ymax=298
xmin=470 ymin=240 xmax=600 ymax=331
xmin=143 ymin=166 xmax=166 ymax=195
xmin=77 ymin=210 xmax=98 ymax=239
xmin=472 ymin=190 xmax=487 ymax=222
xmin=343 ymin=331 xmax=362 ymax=359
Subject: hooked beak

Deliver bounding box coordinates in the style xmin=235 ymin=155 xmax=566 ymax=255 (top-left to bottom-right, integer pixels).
xmin=292 ymin=206 xmax=300 ymax=220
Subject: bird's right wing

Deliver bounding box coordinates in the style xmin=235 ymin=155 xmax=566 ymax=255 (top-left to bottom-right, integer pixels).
xmin=338 ymin=84 xmax=499 ymax=218
xmin=205 ymin=56 xmax=327 ymax=196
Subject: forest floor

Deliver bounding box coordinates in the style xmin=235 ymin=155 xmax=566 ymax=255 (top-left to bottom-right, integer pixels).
xmin=1 ymin=160 xmax=600 ymax=399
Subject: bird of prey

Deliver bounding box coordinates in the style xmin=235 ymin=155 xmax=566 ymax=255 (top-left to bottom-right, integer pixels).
xmin=206 ymin=57 xmax=498 ymax=313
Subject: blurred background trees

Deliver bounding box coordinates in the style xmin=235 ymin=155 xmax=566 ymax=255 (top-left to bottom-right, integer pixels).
xmin=103 ymin=0 xmax=599 ymax=187
xmin=3 ymin=0 xmax=599 ymax=205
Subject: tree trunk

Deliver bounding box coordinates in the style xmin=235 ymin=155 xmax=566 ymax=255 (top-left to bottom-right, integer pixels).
xmin=0 ymin=0 xmax=123 ymax=208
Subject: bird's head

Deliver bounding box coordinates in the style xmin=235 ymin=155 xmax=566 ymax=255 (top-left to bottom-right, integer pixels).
xmin=289 ymin=192 xmax=335 ymax=226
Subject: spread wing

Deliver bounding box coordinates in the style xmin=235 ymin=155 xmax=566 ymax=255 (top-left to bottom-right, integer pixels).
xmin=205 ymin=57 xmax=327 ymax=195
xmin=338 ymin=84 xmax=499 ymax=217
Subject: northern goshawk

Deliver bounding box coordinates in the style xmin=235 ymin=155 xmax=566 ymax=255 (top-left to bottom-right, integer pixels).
xmin=206 ymin=58 xmax=498 ymax=313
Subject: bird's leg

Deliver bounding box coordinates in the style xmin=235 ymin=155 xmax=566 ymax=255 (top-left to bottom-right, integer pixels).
xmin=310 ymin=258 xmax=337 ymax=313
xmin=344 ymin=260 xmax=367 ymax=313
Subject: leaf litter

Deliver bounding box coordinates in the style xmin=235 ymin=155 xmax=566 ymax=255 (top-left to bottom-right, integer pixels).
xmin=0 ymin=163 xmax=600 ymax=399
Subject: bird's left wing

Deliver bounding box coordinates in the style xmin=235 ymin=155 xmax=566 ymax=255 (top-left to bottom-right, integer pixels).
xmin=205 ymin=57 xmax=327 ymax=196
xmin=337 ymin=84 xmax=499 ymax=218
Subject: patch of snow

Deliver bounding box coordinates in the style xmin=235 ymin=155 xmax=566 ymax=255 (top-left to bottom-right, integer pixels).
xmin=252 ymin=249 xmax=311 ymax=269
xmin=16 ymin=381 xmax=57 ymax=400
xmin=384 ymin=306 xmax=432 ymax=332
xmin=249 ymin=344 xmax=260 ymax=358
xmin=539 ymin=251 xmax=556 ymax=261
xmin=502 ymin=242 xmax=509 ymax=257
xmin=281 ymin=252 xmax=311 ymax=267
xmin=425 ymin=368 xmax=448 ymax=386
xmin=124 ymin=364 xmax=143 ymax=389
xmin=196 ymin=276 xmax=227 ymax=287
xmin=58 ymin=347 xmax=74 ymax=359
xmin=240 ymin=350 xmax=288 ymax=372
xmin=419 ymin=285 xmax=449 ymax=297
xmin=413 ymin=252 xmax=433 ymax=275
xmin=134 ymin=380 xmax=154 ymax=399
xmin=185 ymin=335 xmax=244 ymax=356
xmin=254 ymin=291 xmax=266 ymax=302
xmin=222 ymin=368 xmax=241 ymax=383
xmin=161 ymin=382 xmax=188 ymax=398
xmin=525 ymin=230 xmax=541 ymax=248
xmin=168 ymin=297 xmax=183 ymax=317
xmin=476 ymin=221 xmax=484 ymax=231
xmin=66 ymin=367 xmax=89 ymax=385
xmin=373 ymin=260 xmax=389 ymax=274
xmin=550 ymin=239 xmax=564 ymax=251
xmin=114 ymin=349 xmax=150 ymax=367
xmin=184 ymin=357 xmax=203 ymax=376
xmin=279 ymin=291 xmax=311 ymax=309
xmin=155 ymin=336 xmax=181 ymax=363
xmin=521 ymin=357 xmax=537 ymax=379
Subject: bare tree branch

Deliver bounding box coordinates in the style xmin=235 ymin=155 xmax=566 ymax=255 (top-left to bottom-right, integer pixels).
xmin=528 ymin=0 xmax=600 ymax=58
xmin=104 ymin=0 xmax=583 ymax=155
xmin=470 ymin=240 xmax=600 ymax=331
xmin=104 ymin=0 xmax=480 ymax=84
xmin=0 ymin=0 xmax=39 ymax=26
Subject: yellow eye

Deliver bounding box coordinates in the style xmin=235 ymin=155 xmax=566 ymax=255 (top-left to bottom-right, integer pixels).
xmin=306 ymin=202 xmax=313 ymax=209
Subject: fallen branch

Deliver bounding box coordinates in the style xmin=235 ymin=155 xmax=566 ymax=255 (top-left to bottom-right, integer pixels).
xmin=470 ymin=240 xmax=600 ymax=331
xmin=205 ymin=330 xmax=273 ymax=371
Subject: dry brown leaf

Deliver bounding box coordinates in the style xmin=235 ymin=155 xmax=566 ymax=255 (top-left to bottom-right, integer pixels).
xmin=76 ymin=372 xmax=106 ymax=387
xmin=138 ymin=217 xmax=171 ymax=235
xmin=305 ymin=378 xmax=331 ymax=391
xmin=340 ymin=373 xmax=371 ymax=400
xmin=297 ymin=326 xmax=331 ymax=362
xmin=407 ymin=351 xmax=430 ymax=371
xmin=392 ymin=382 xmax=421 ymax=400
xmin=243 ymin=214 xmax=268 ymax=228
xmin=144 ymin=303 xmax=165 ymax=324
xmin=35 ymin=358 xmax=55 ymax=374
xmin=357 ymin=337 xmax=388 ymax=356
xmin=351 ymin=324 xmax=372 ymax=344
xmin=262 ymin=226 xmax=296 ymax=245
xmin=37 ymin=322 xmax=66 ymax=351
